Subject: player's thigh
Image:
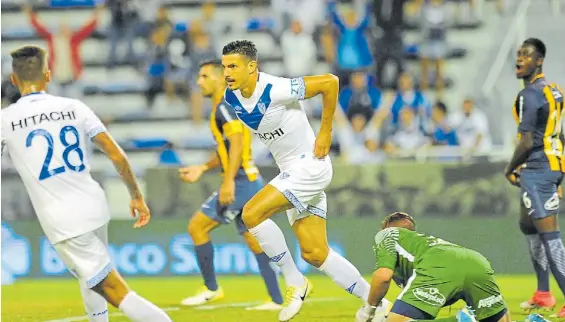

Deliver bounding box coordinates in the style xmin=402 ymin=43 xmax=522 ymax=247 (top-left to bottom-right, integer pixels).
xmin=395 ymin=265 xmax=462 ymax=318
xmin=54 ymin=231 xmax=112 ymax=289
xmin=463 ymin=253 xmax=507 ymax=321
xmin=520 ymin=170 xmax=561 ymax=222
xmin=242 ymin=184 xmax=294 ymax=227
xmin=387 ymin=302 xmax=434 ymax=322
xmin=242 ymin=231 xmax=264 ymax=254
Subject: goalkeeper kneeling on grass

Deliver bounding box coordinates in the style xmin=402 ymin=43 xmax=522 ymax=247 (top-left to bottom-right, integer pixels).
xmin=355 ymin=212 xmax=512 ymax=322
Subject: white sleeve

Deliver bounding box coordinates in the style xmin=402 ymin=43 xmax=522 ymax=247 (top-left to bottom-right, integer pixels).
xmin=271 ymin=75 xmax=306 ymax=104
xmin=74 ymin=100 xmax=107 ymax=139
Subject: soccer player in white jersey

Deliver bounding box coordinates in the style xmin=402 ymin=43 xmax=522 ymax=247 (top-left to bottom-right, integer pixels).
xmin=221 ymin=40 xmax=389 ymax=321
xmin=1 ymin=46 xmax=172 ymax=322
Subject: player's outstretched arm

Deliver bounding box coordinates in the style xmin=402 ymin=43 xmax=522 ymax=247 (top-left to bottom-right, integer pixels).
xmin=179 ymin=153 xmax=219 ymax=183
xmin=93 ymin=132 xmax=150 ymax=228
xmin=303 ymin=74 xmax=339 ymax=158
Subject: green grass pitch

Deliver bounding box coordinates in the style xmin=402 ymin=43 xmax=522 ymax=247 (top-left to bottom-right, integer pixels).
xmin=0 ymin=275 xmax=556 ymax=321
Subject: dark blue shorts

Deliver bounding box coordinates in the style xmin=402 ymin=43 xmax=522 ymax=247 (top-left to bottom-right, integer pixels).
xmin=200 ymin=176 xmax=263 ymax=235
xmin=521 ymin=169 xmax=563 ymax=219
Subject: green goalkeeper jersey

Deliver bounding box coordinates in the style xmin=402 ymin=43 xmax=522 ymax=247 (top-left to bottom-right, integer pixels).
xmin=372 ymin=227 xmax=464 ymax=284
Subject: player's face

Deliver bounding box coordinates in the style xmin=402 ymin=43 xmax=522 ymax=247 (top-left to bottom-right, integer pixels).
xmin=516 ymin=44 xmax=540 ymax=79
xmin=197 ymin=65 xmax=219 ymax=98
xmin=222 ymin=54 xmax=254 ymax=90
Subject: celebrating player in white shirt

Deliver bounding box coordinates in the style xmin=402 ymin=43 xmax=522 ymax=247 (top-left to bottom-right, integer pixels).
xmin=1 ymin=46 xmax=171 ymax=322
xmin=221 ymin=40 xmax=386 ymax=321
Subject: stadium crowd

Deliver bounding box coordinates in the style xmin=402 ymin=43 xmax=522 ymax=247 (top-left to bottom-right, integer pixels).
xmin=1 ymin=0 xmax=502 ymax=168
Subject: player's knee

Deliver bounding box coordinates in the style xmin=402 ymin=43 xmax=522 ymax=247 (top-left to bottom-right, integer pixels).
xmin=94 ymin=270 xmax=130 ymax=308
xmin=301 ymin=245 xmax=329 ymax=268
xmin=242 ymin=203 xmax=263 ymax=228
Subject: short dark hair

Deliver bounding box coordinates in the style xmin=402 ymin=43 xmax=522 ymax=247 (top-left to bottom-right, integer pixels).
xmin=381 ymin=212 xmax=416 ymax=230
xmin=434 ymin=101 xmax=447 ymax=114
xmin=222 ymin=40 xmax=258 ymax=61
xmin=10 ymin=46 xmax=47 ymax=82
xmin=198 ymin=58 xmax=223 ymax=70
xmin=523 ymin=38 xmax=546 ymax=58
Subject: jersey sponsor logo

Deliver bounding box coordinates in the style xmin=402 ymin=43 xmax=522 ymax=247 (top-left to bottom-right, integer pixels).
xmin=412 ymin=287 xmax=446 ymax=306
xmin=255 ymin=128 xmax=285 ymax=141
xmin=478 ymin=294 xmax=503 ymax=308
xmin=10 ymin=110 xmax=76 ymax=131
xmin=544 ymin=192 xmax=560 ymax=211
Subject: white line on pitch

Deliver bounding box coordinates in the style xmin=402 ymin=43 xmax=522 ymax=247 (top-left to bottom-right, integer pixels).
xmin=43 ymin=307 xmax=180 ymax=322
xmin=195 ymin=297 xmax=347 ymax=310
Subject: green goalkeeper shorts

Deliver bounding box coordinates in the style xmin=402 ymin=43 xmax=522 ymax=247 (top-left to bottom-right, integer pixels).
xmin=396 ymin=247 xmax=507 ymax=320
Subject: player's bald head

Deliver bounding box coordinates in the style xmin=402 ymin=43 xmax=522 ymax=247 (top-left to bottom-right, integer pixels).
xmin=10 ymin=45 xmax=48 ymax=82
xmin=381 ymin=212 xmax=416 ymax=231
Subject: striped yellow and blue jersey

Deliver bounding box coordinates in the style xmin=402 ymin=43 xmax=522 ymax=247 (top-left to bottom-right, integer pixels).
xmin=210 ymin=99 xmax=260 ymax=181
xmin=513 ymin=74 xmax=565 ymax=172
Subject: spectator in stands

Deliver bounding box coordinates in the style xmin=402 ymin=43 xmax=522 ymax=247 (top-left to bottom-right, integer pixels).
xmin=339 ymin=71 xmax=382 ymax=116
xmin=334 ymin=103 xmax=382 ymax=164
xmin=327 ymin=0 xmax=373 ymax=88
xmin=281 ymin=20 xmax=317 ymax=78
xmin=449 ymin=98 xmax=492 ymax=155
xmin=389 ymin=72 xmax=431 ymax=130
xmin=417 ymin=0 xmax=447 ymax=92
xmin=384 ymin=107 xmax=430 ymax=156
xmin=133 ymin=0 xmax=164 ymax=39
xmin=271 ymin=0 xmax=326 ymax=37
xmin=25 ymin=5 xmax=100 ymax=99
xmin=106 ymin=0 xmax=139 ymax=69
xmin=200 ymin=0 xmax=226 ymax=42
xmin=1 ymin=59 xmax=20 ymax=108
xmin=430 ymin=101 xmax=458 ymax=146
xmin=185 ymin=25 xmax=217 ymax=123
xmin=144 ymin=21 xmax=172 ymax=109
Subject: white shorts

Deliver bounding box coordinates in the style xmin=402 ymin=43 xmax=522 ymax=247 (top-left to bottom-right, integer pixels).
xmin=270 ymin=153 xmax=333 ymax=225
xmin=53 ymin=224 xmax=112 ymax=288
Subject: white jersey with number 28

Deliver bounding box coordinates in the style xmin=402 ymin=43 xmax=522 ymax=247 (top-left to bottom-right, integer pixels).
xmin=1 ymin=93 xmax=110 ymax=244
xmin=224 ymin=72 xmax=323 ymax=170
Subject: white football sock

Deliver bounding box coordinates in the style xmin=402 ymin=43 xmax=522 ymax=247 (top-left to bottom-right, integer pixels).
xmin=80 ymin=284 xmax=109 ymax=322
xmin=118 ymin=291 xmax=171 ymax=322
xmin=249 ymin=219 xmax=305 ymax=286
xmin=319 ymin=249 xmax=370 ymax=301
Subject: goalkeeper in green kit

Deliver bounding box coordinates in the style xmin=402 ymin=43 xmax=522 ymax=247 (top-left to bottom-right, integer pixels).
xmin=355 ymin=212 xmax=512 ymax=322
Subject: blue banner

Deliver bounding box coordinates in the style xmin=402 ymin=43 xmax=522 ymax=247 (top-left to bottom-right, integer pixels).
xmin=49 ymin=0 xmax=98 ymax=8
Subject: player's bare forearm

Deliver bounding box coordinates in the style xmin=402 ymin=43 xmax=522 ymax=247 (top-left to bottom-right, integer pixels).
xmin=505 ymin=132 xmax=534 ymax=175
xmin=93 ymin=132 xmax=143 ymax=199
xmin=203 ymin=153 xmax=221 ymax=171
xmin=225 ymin=132 xmax=244 ymax=181
xmin=367 ymin=268 xmax=393 ymax=306
xmin=304 ymin=74 xmax=339 ymax=133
